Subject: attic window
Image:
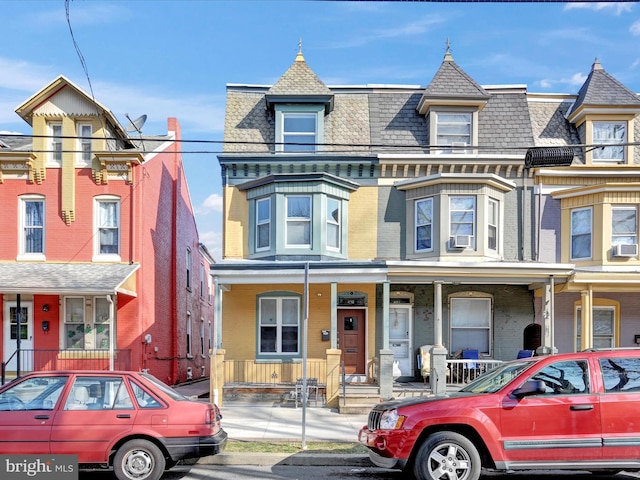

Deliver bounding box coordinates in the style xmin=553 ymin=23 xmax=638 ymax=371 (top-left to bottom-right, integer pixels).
xmin=592 ymin=121 xmax=626 ymax=163
xmin=275 ymin=105 xmax=324 ymax=153
xmin=436 ymin=112 xmax=471 ymax=151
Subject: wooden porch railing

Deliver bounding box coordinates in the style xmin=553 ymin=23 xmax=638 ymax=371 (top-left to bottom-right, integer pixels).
xmin=2 ymin=349 xmax=132 ymax=385
xmin=223 ymin=358 xmax=326 ymax=385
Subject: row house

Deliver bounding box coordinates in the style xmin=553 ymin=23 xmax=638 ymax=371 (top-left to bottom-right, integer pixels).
xmin=211 ymin=47 xmax=640 ymax=409
xmin=0 ymin=76 xmax=214 ymax=385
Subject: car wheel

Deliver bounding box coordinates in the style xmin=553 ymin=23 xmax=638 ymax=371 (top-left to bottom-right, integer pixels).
xmin=113 ymin=439 xmax=166 ymax=480
xmin=413 ymin=431 xmax=481 ymax=480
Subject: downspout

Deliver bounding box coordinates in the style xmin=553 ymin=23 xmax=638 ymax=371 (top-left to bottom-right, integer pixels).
xmin=107 ymin=294 xmax=114 ymax=370
xmin=522 ymin=169 xmax=528 ymax=261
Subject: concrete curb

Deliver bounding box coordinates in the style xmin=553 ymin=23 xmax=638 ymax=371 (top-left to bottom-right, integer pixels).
xmin=198 ymin=453 xmax=372 ymax=467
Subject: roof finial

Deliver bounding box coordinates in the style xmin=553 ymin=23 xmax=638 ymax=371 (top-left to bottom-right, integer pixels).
xmin=592 ymin=56 xmax=603 ymax=71
xmin=444 ymin=37 xmax=453 ymax=61
xmin=296 ymin=38 xmax=305 ymax=62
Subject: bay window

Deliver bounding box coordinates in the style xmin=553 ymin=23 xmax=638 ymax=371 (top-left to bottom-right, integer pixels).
xmin=571 ymin=207 xmax=592 ymax=260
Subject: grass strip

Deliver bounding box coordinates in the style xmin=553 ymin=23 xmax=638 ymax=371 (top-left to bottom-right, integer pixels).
xmin=225 ymin=440 xmax=368 ymax=454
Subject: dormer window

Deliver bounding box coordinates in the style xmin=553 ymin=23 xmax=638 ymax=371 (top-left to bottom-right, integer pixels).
xmin=436 ymin=112 xmax=471 ymax=151
xmin=275 ymin=105 xmax=324 ymax=153
xmin=592 ymin=121 xmax=626 ymax=163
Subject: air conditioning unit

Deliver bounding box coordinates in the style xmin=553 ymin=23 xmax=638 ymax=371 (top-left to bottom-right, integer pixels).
xmin=452 ymin=235 xmax=471 ymax=249
xmin=451 ymin=142 xmax=469 ymax=153
xmin=614 ymin=243 xmax=638 ymax=257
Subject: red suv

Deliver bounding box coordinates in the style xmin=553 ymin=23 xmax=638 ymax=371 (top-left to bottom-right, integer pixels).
xmin=0 ymin=370 xmax=227 ymax=480
xmin=359 ymin=349 xmax=640 ymax=480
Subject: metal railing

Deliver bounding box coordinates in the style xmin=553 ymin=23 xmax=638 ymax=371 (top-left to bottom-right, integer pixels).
xmin=446 ymin=358 xmax=503 ymax=385
xmin=223 ymin=358 xmax=326 ymax=385
xmin=2 ymin=349 xmax=132 ymax=385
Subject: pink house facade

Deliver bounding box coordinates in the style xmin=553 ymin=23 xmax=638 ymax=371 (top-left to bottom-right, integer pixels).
xmin=0 ymin=76 xmax=214 ymax=385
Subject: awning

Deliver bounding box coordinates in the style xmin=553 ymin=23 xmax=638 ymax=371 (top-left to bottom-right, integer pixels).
xmin=0 ymin=263 xmax=139 ymax=296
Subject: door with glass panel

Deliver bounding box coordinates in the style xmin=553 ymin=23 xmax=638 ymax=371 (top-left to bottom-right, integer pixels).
xmin=389 ymin=305 xmax=413 ymax=377
xmin=3 ymin=302 xmax=34 ymax=372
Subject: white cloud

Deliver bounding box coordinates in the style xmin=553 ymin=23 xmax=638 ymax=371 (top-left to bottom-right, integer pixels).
xmin=536 ymin=72 xmax=587 ymax=90
xmin=322 ymin=14 xmax=447 ymax=49
xmin=564 ymin=2 xmax=633 ymax=15
xmin=197 ymin=194 xmax=223 ymax=215
xmin=0 ymin=57 xmax=58 ymax=92
xmin=199 ymin=230 xmax=222 ymax=261
xmin=631 ymin=19 xmax=640 ymax=35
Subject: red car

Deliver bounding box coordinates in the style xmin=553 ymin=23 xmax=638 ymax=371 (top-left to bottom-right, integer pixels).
xmin=359 ymin=349 xmax=640 ymax=480
xmin=0 ymin=370 xmax=227 ymax=480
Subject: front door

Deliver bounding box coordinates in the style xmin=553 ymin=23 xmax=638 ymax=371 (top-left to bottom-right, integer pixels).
xmin=390 ymin=305 xmax=413 ymax=377
xmin=3 ymin=301 xmax=34 ymax=372
xmin=338 ymin=309 xmax=365 ymax=375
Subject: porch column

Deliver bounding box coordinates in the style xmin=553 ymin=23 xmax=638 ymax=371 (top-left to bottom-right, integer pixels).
xmin=210 ymin=348 xmax=225 ymax=407
xmin=325 ymin=348 xmax=341 ymax=408
xmin=538 ymin=280 xmax=556 ymax=355
xmin=580 ymin=287 xmax=593 ymax=350
xmin=378 ymin=281 xmax=394 ymax=400
xmin=330 ymin=282 xmax=338 ymax=349
xmin=214 ymin=278 xmax=223 ymax=349
xmin=430 ymin=281 xmax=448 ymax=396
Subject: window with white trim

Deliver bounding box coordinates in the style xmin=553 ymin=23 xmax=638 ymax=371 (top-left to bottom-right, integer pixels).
xmin=186 ymin=311 xmax=192 ymax=357
xmin=488 ymin=198 xmax=498 ymax=251
xmin=49 ymin=122 xmax=62 ymax=166
xmin=286 ymin=196 xmax=311 ymax=247
xmin=94 ymin=197 xmax=120 ymax=260
xmin=571 ymin=207 xmax=592 ymax=260
xmin=612 ymin=206 xmax=637 ymax=248
xmin=415 ymin=197 xmax=433 ymax=252
xmin=326 ymin=197 xmax=340 ymax=250
xmin=274 ymin=105 xmax=324 ymax=153
xmin=592 ymin=121 xmax=626 ymax=163
xmin=186 ymin=248 xmax=192 ymax=290
xmin=450 ymin=196 xmax=476 ymax=248
xmin=77 ymin=123 xmax=93 ymax=166
xmin=63 ymin=296 xmax=111 ymax=350
xmin=200 ymin=262 xmax=205 ymax=299
xmin=200 ymin=317 xmax=205 ymax=356
xmin=256 ymin=197 xmax=271 ymax=251
xmin=19 ymin=196 xmax=45 ymax=258
xmin=259 ymin=296 xmax=300 ymax=355
xmin=436 ymin=112 xmax=471 ymax=151
xmin=450 ymin=295 xmax=492 ymax=355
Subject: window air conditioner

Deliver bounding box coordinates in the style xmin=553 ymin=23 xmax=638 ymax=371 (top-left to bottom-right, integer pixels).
xmin=451 ymin=142 xmax=469 ymax=153
xmin=452 ymin=235 xmax=471 ymax=249
xmin=614 ymin=243 xmax=638 ymax=257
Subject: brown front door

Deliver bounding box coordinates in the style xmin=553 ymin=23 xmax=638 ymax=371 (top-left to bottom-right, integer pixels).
xmin=338 ymin=309 xmax=365 ymax=375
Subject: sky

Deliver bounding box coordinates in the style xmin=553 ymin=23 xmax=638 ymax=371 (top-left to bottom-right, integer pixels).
xmin=1 ymin=1 xmax=639 ymax=260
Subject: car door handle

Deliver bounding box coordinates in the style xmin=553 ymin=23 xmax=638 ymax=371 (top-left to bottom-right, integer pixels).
xmin=570 ymin=404 xmax=594 ymax=411
xmin=116 ymin=414 xmax=131 ymax=419
xmin=34 ymin=415 xmax=50 ymax=419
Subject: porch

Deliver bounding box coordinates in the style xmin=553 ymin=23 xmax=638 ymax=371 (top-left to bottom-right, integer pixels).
xmin=1 ymin=349 xmax=132 ymax=384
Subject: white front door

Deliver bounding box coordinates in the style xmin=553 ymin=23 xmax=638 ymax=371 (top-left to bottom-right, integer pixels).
xmin=3 ymin=301 xmax=34 ymax=372
xmin=389 ymin=305 xmax=413 ymax=377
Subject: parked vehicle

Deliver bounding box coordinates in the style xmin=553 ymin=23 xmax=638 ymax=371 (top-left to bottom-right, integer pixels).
xmin=359 ymin=349 xmax=640 ymax=480
xmin=0 ymin=370 xmax=227 ymax=480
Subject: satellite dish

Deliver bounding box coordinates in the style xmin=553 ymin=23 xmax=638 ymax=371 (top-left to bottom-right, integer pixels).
xmin=125 ymin=114 xmax=147 ymax=133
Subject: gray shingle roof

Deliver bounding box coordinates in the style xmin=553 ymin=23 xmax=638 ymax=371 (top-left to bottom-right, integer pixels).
xmin=569 ymin=59 xmax=640 ymax=116
xmin=421 ymin=52 xmax=490 ymax=101
xmin=0 ymin=134 xmax=33 ymax=151
xmin=268 ymin=52 xmax=332 ymax=97
xmin=0 ymin=263 xmax=139 ymax=295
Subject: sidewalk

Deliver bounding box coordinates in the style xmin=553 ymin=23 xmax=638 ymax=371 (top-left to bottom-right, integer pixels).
xmin=174 ymin=379 xmax=373 ymax=467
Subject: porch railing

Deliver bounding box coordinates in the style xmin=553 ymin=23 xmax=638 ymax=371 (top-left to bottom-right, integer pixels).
xmin=447 ymin=358 xmax=503 ymax=385
xmin=223 ymin=359 xmax=326 ymax=385
xmin=2 ymin=349 xmax=132 ymax=385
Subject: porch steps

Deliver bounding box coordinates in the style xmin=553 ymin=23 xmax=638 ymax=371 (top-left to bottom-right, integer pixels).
xmin=337 ymin=384 xmax=381 ymax=414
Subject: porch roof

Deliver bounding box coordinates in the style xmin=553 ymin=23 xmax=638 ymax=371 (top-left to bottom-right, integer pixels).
xmin=0 ymin=263 xmax=139 ymax=296
xmin=209 ymin=259 xmax=575 ymax=286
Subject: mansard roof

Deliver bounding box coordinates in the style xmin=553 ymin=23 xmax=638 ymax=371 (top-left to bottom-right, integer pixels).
xmin=417 ymin=49 xmax=490 ymax=115
xmin=266 ymin=51 xmax=334 ymax=113
xmin=568 ymin=59 xmax=640 ymax=123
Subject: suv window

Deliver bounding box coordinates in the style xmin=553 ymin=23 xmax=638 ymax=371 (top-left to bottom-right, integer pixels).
xmin=530 ymin=360 xmax=589 ymax=395
xmin=600 ymin=357 xmax=640 ymax=392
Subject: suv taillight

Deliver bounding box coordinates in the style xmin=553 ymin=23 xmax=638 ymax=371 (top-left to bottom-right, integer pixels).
xmin=205 ymin=407 xmax=213 ymax=425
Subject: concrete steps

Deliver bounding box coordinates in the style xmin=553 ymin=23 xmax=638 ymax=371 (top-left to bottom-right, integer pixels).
xmin=337 ymin=384 xmax=381 ymax=414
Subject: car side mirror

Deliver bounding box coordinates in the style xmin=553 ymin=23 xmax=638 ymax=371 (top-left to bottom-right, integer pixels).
xmin=512 ymin=380 xmax=546 ymax=398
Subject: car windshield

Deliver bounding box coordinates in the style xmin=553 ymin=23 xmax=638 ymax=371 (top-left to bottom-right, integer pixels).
xmin=459 ymin=360 xmax=534 ymax=394
xmin=141 ymin=373 xmax=189 ymax=401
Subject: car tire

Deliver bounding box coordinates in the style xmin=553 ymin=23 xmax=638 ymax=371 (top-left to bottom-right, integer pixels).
xmin=113 ymin=439 xmax=166 ymax=480
xmin=413 ymin=431 xmax=481 ymax=480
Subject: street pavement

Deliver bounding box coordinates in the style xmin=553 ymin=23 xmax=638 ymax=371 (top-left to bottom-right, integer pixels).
xmin=173 ymin=379 xmax=372 ymax=467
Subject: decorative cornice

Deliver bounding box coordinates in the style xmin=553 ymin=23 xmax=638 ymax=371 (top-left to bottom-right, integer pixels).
xmin=94 ymin=151 xmax=144 ymax=184
xmin=0 ymin=152 xmax=39 ymax=183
